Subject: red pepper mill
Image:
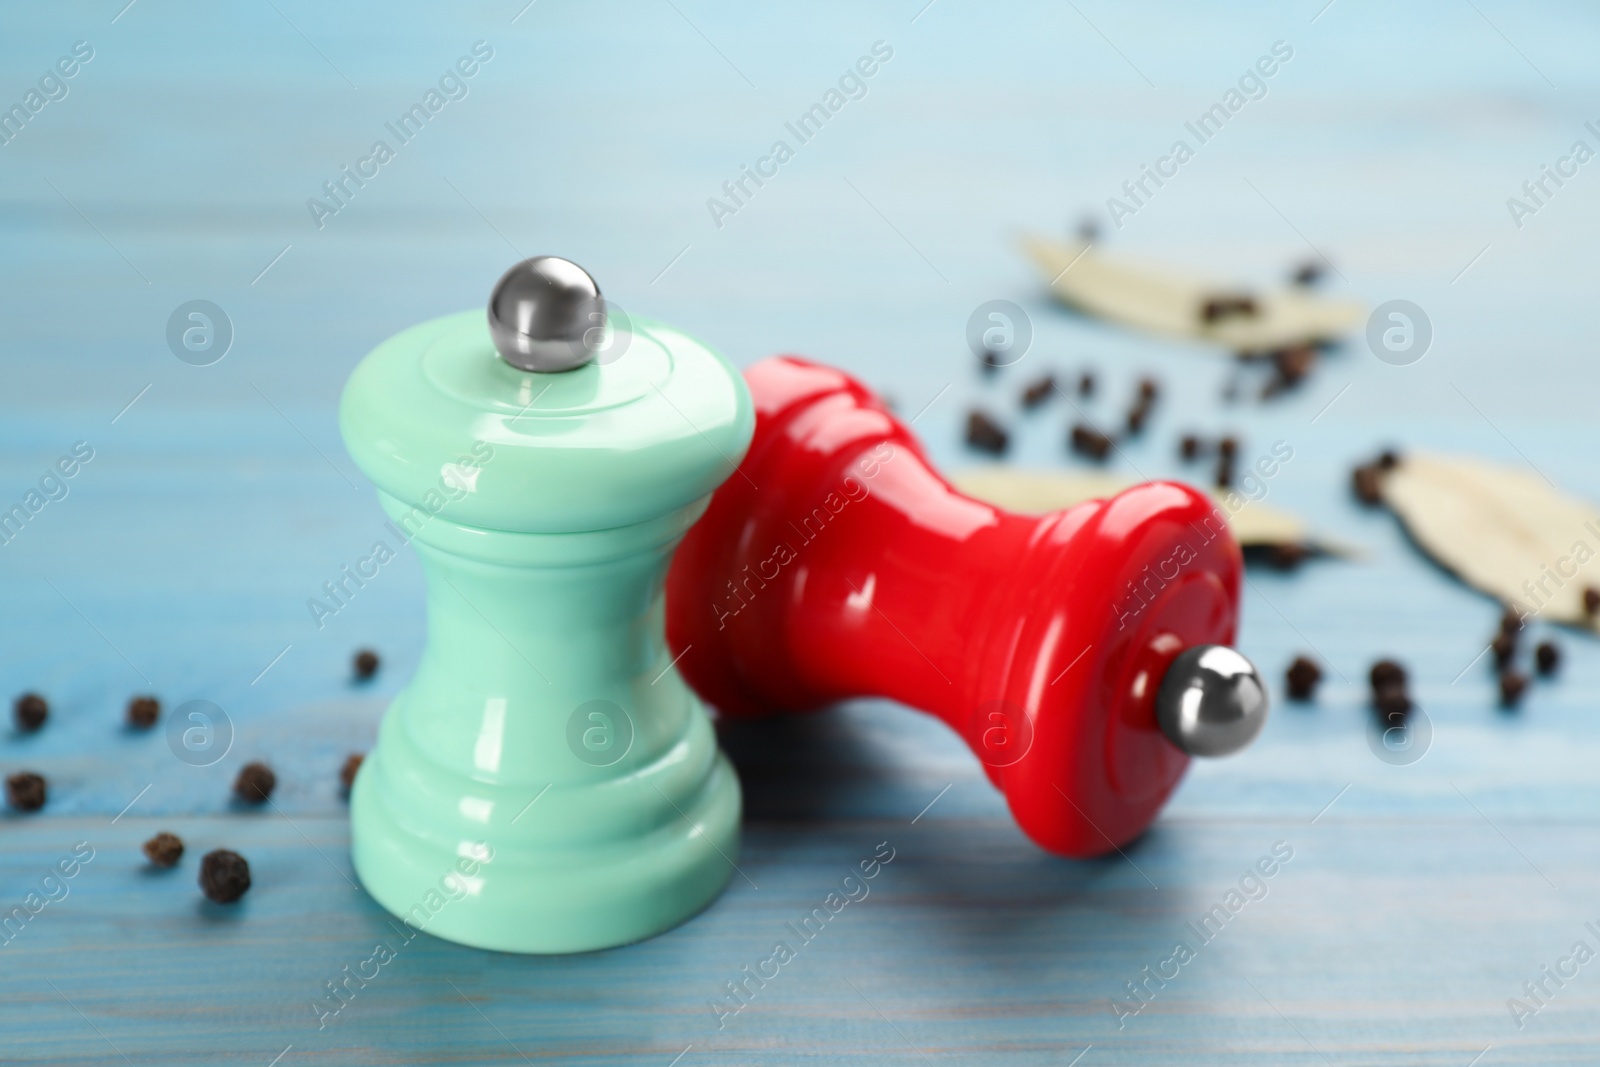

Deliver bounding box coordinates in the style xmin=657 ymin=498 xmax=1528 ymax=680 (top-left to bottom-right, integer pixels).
xmin=666 ymin=356 xmax=1268 ymax=857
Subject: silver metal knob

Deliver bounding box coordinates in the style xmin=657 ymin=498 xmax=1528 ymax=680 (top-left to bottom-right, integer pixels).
xmin=1154 ymin=645 xmax=1269 ymax=757
xmin=487 ymin=256 xmax=605 ymax=373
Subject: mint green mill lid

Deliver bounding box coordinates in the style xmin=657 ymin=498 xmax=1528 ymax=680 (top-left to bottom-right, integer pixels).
xmin=339 ymin=259 xmax=753 ymax=534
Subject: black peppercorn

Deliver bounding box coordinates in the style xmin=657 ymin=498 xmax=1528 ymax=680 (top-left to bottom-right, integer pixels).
xmin=1069 ymin=424 xmax=1113 ymax=462
xmin=233 ymin=762 xmax=277 ymax=805
xmin=1352 ymin=463 xmax=1384 ymax=506
xmin=1199 ymin=295 xmax=1259 ymax=324
xmin=1491 ymin=631 xmax=1518 ymax=670
xmin=1291 ymin=260 xmax=1325 ymax=287
xmin=1377 ymin=705 xmax=1409 ymax=733
xmin=1125 ymin=401 xmax=1150 ymax=436
xmin=1499 ymin=671 xmax=1529 ymax=709
xmin=1264 ymin=345 xmax=1316 ymax=396
xmin=13 ymin=693 xmax=47 ymax=733
xmin=354 ymin=649 xmax=380 ymax=681
xmin=340 ymin=753 xmax=364 ymax=794
xmin=1370 ymin=660 xmax=1407 ymax=692
xmin=1215 ymin=453 xmax=1235 ymax=490
xmin=143 ymin=832 xmax=184 ymax=868
xmin=6 ymin=772 xmax=46 ymax=813
xmin=1269 ymin=543 xmax=1308 ymax=571
xmin=1374 ymin=683 xmax=1411 ymax=722
xmin=1285 ymin=656 xmax=1322 ymax=701
xmin=964 ymin=411 xmax=1009 ymax=455
xmin=1020 ymin=375 xmax=1056 ymax=410
xmin=1535 ymin=641 xmax=1560 ymax=677
xmin=199 ymin=849 xmax=251 ymax=903
xmin=127 ymin=695 xmax=160 ymax=730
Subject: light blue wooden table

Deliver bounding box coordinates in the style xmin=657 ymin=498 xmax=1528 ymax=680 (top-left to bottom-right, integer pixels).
xmin=4 ymin=1 xmax=1600 ymax=1063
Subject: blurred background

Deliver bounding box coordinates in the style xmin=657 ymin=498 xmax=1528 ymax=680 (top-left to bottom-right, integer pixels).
xmin=3 ymin=1 xmax=1600 ymax=1064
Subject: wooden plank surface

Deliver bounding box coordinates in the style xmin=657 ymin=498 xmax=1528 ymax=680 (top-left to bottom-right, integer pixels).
xmin=3 ymin=0 xmax=1600 ymax=1063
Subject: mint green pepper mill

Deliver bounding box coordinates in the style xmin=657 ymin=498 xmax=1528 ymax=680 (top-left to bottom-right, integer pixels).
xmin=339 ymin=257 xmax=752 ymax=953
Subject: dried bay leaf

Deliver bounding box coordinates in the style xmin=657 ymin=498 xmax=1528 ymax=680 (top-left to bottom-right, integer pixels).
xmin=1020 ymin=234 xmax=1363 ymax=352
xmin=1378 ymin=451 xmax=1600 ymax=628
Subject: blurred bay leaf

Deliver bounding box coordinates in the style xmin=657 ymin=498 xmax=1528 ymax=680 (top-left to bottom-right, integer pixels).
xmin=1380 ymin=451 xmax=1600 ymax=627
xmin=1020 ymin=234 xmax=1362 ymax=351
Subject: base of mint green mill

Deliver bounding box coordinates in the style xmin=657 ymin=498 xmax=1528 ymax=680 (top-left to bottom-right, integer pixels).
xmin=339 ymin=297 xmax=754 ymax=954
xmin=350 ymin=702 xmax=741 ymax=953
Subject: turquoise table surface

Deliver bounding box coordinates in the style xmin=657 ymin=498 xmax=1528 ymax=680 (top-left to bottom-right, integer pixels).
xmin=4 ymin=1 xmax=1600 ymax=1063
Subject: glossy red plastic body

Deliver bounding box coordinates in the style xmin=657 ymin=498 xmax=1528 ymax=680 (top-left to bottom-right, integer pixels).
xmin=665 ymin=357 xmax=1242 ymax=857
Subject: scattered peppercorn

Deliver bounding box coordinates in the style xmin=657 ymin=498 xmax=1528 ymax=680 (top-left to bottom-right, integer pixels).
xmin=980 ymin=349 xmax=1003 ymax=375
xmin=1269 ymin=543 xmax=1309 ymax=571
xmin=199 ymin=849 xmax=252 ymax=904
xmin=1377 ymin=705 xmax=1409 ymax=733
xmin=1199 ymin=294 xmax=1259 ymax=324
xmin=1352 ymin=463 xmax=1384 ymax=506
xmin=1370 ymin=660 xmax=1407 ymax=692
xmin=1491 ymin=631 xmax=1518 ymax=670
xmin=1285 ymin=656 xmax=1323 ymax=701
xmin=1179 ymin=434 xmax=1203 ymax=462
xmin=340 ymin=753 xmax=364 ymax=794
xmin=1125 ymin=401 xmax=1150 ymax=436
xmin=1069 ymin=424 xmax=1113 ymax=462
xmin=1367 ymin=659 xmax=1415 ymax=723
xmin=13 ymin=693 xmax=47 ymax=733
xmin=1374 ymin=684 xmax=1411 ymax=722
xmin=1021 ymin=375 xmax=1056 ymax=409
xmin=126 ymin=695 xmax=160 ymax=730
xmin=964 ymin=411 xmax=1010 ymax=455
xmin=1585 ymin=587 xmax=1600 ymax=617
xmin=143 ymin=832 xmax=184 ymax=868
xmin=353 ymin=649 xmax=380 ymax=681
xmin=1499 ymin=607 xmax=1524 ymax=636
xmin=1499 ymin=671 xmax=1529 ymax=709
xmin=1535 ymin=641 xmax=1561 ymax=677
xmin=233 ymin=762 xmax=277 ymax=805
xmin=1218 ymin=436 xmax=1238 ymax=461
xmin=1376 ymin=703 xmax=1414 ymax=739
xmin=1215 ymin=452 xmax=1235 ymax=490
xmin=1124 ymin=380 xmax=1158 ymax=436
xmin=1261 ymin=345 xmax=1317 ymax=399
xmin=1377 ymin=450 xmax=1400 ymax=470
xmin=1077 ymin=372 xmax=1095 ymax=398
xmin=6 ymin=772 xmax=46 ymax=813
xmin=1292 ymin=260 xmax=1325 ymax=287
